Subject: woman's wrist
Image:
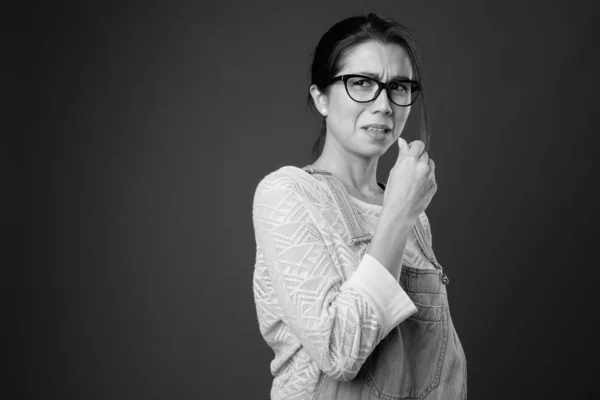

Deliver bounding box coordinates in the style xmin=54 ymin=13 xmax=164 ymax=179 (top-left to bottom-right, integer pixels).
xmin=366 ymin=212 xmax=415 ymax=280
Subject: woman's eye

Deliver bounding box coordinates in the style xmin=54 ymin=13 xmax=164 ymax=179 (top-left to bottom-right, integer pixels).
xmin=391 ymin=82 xmax=408 ymax=92
xmin=352 ymin=79 xmax=373 ymax=87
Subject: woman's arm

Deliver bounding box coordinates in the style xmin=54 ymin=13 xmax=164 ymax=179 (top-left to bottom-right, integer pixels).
xmin=252 ymin=171 xmax=417 ymax=381
xmin=366 ymin=208 xmax=416 ymax=281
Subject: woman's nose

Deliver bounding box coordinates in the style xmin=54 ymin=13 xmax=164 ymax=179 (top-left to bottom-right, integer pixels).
xmin=371 ymin=88 xmax=393 ymax=115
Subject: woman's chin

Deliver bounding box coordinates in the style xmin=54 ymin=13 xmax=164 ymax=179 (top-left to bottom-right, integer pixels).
xmin=358 ymin=142 xmax=389 ymax=158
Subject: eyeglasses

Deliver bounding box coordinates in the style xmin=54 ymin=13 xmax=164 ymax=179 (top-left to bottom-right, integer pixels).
xmin=328 ymin=74 xmax=422 ymax=107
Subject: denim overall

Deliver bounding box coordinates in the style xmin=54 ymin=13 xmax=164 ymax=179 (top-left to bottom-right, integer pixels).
xmin=303 ymin=166 xmax=467 ymax=400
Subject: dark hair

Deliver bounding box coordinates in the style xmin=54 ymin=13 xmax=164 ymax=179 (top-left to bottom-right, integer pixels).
xmin=307 ymin=13 xmax=430 ymax=158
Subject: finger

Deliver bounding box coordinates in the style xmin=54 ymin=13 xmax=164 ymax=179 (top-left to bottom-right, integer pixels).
xmin=408 ymin=140 xmax=426 ymax=157
xmin=427 ymin=158 xmax=435 ymax=177
xmin=398 ymin=137 xmax=408 ymax=156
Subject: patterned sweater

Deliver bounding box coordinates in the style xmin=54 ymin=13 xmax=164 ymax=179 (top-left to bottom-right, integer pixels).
xmin=252 ymin=166 xmax=437 ymax=400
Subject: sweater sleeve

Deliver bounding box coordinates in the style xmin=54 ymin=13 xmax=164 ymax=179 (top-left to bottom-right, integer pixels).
xmin=252 ymin=172 xmax=417 ymax=381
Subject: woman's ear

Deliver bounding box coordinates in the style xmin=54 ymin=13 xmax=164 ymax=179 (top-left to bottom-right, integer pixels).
xmin=309 ymin=84 xmax=328 ymax=117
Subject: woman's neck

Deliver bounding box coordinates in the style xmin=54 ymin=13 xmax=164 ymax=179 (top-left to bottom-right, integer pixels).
xmin=311 ymin=152 xmax=382 ymax=197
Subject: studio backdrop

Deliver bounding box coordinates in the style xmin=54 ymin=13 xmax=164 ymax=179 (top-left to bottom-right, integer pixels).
xmin=21 ymin=0 xmax=600 ymax=399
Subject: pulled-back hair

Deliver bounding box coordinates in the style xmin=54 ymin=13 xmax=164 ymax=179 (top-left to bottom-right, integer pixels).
xmin=307 ymin=13 xmax=430 ymax=158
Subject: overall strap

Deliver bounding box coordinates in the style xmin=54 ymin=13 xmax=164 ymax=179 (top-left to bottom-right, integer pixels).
xmin=412 ymin=216 xmax=449 ymax=284
xmin=302 ymin=166 xmax=372 ymax=246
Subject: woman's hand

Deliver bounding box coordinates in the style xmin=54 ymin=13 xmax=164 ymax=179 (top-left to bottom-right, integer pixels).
xmin=381 ymin=138 xmax=437 ymax=222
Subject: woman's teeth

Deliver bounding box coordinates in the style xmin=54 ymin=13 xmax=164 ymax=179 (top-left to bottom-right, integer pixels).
xmin=366 ymin=127 xmax=387 ymax=133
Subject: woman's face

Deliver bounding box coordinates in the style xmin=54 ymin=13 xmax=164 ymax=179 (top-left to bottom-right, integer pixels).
xmin=312 ymin=40 xmax=415 ymax=158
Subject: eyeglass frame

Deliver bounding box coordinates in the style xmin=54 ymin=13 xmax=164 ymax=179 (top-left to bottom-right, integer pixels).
xmin=327 ymin=74 xmax=422 ymax=107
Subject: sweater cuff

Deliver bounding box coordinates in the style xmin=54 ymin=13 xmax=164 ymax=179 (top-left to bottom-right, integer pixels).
xmin=343 ymin=253 xmax=418 ymax=333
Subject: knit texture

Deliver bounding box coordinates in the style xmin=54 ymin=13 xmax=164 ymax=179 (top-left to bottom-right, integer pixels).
xmin=252 ymin=166 xmax=430 ymax=400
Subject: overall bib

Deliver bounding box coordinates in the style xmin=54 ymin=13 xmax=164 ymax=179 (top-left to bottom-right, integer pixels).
xmin=302 ymin=166 xmax=467 ymax=400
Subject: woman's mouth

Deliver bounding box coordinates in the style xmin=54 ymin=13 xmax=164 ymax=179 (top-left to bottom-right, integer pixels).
xmin=363 ymin=127 xmax=391 ymax=140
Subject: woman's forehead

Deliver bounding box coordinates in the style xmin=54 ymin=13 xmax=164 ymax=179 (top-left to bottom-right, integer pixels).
xmin=338 ymin=41 xmax=413 ymax=79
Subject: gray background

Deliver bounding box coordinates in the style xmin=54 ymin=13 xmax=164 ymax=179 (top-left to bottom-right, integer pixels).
xmin=19 ymin=0 xmax=600 ymax=398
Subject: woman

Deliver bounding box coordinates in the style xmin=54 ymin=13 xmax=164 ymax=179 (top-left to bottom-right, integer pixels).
xmin=252 ymin=13 xmax=467 ymax=400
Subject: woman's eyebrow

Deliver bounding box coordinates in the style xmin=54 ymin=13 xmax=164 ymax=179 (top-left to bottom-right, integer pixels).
xmin=356 ymin=71 xmax=412 ymax=80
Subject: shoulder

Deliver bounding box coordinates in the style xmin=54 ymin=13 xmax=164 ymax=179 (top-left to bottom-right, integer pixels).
xmin=253 ymin=165 xmax=328 ymax=203
xmin=254 ymin=165 xmax=306 ymax=191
